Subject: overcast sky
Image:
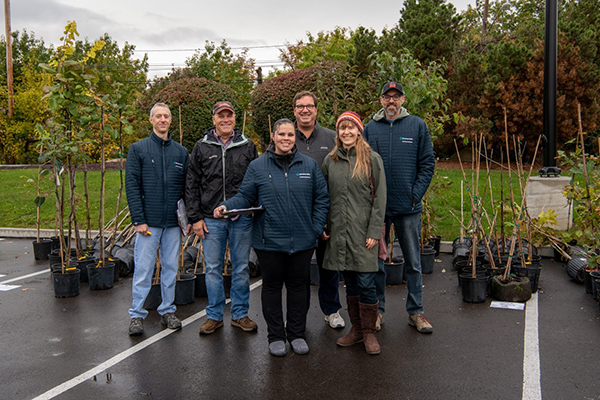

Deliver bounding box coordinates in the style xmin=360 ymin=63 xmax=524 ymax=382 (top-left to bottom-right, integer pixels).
xmin=8 ymin=0 xmax=475 ymax=79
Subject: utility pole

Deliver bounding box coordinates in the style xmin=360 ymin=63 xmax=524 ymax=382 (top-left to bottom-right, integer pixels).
xmin=4 ymin=0 xmax=14 ymax=118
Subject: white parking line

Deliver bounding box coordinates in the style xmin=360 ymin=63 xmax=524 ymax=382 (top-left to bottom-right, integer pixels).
xmin=32 ymin=279 xmax=264 ymax=400
xmin=0 ymin=269 xmax=48 ymax=285
xmin=522 ymin=292 xmax=542 ymax=400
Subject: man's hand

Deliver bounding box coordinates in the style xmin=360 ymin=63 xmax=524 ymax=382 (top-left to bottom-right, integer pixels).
xmin=192 ymin=220 xmax=209 ymax=239
xmin=185 ymin=224 xmax=192 ymax=236
xmin=213 ymin=205 xmax=227 ymax=219
xmin=134 ymin=223 xmax=151 ymax=236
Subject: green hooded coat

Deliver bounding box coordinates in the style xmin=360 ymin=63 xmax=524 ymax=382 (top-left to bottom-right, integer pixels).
xmin=321 ymin=147 xmax=387 ymax=272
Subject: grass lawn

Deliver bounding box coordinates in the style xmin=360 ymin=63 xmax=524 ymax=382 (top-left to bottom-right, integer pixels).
xmin=1 ymin=168 xmax=127 ymax=231
xmin=1 ymin=165 xmax=542 ymax=242
xmin=430 ymin=168 xmax=526 ymax=241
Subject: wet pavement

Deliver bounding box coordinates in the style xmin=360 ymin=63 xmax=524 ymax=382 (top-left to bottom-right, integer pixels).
xmin=1 ymin=238 xmax=599 ymax=400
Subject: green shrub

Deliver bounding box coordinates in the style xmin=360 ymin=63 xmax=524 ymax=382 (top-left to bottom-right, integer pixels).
xmin=251 ymin=61 xmax=350 ymax=146
xmin=152 ymin=77 xmax=239 ymax=151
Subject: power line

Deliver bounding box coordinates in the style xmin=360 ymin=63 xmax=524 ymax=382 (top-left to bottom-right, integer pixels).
xmin=135 ymin=44 xmax=287 ymax=53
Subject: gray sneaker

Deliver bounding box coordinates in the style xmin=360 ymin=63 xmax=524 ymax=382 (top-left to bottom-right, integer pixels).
xmin=269 ymin=340 xmax=287 ymax=357
xmin=290 ymin=338 xmax=309 ymax=355
xmin=160 ymin=313 xmax=182 ymax=330
xmin=128 ymin=318 xmax=144 ymax=336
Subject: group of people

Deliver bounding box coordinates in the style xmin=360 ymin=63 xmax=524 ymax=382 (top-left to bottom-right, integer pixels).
xmin=125 ymin=82 xmax=436 ymax=357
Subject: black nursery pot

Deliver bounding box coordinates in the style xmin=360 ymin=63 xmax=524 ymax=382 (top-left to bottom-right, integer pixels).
xmin=421 ymin=247 xmax=436 ymax=274
xmin=52 ymin=269 xmax=80 ymax=298
xmin=187 ymin=268 xmax=207 ymax=297
xmin=460 ymin=273 xmax=489 ymax=303
xmin=384 ymin=259 xmax=405 ymax=285
xmin=427 ymin=236 xmax=441 ymax=257
xmin=144 ymin=282 xmax=162 ymax=310
xmin=175 ymin=273 xmax=196 ymax=305
xmin=87 ymin=262 xmax=115 ymax=290
xmin=32 ymin=239 xmax=53 ymax=261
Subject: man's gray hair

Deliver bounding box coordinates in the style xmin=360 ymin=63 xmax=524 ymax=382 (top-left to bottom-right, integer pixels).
xmin=150 ymin=102 xmax=171 ymax=118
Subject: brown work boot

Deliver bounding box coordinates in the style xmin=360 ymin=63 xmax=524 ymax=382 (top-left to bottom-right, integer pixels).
xmin=199 ymin=318 xmax=224 ymax=335
xmin=359 ymin=301 xmax=381 ymax=355
xmin=408 ymin=313 xmax=433 ymax=334
xmin=231 ymin=316 xmax=258 ymax=332
xmin=337 ymin=296 xmax=363 ymax=347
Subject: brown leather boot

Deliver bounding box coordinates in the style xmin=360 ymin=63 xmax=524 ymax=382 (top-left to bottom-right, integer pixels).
xmin=336 ymin=296 xmax=363 ymax=346
xmin=359 ymin=301 xmax=381 ymax=355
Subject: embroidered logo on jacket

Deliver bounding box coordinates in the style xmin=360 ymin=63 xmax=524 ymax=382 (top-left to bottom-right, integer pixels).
xmin=399 ymin=137 xmax=414 ymax=144
xmin=297 ymin=172 xmax=312 ymax=179
xmin=173 ymin=161 xmax=184 ymax=171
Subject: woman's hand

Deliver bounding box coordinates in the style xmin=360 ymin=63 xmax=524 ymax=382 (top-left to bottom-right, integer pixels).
xmin=322 ymin=231 xmax=330 ymax=241
xmin=213 ymin=205 xmax=227 ymax=219
xmin=366 ymin=237 xmax=378 ymax=250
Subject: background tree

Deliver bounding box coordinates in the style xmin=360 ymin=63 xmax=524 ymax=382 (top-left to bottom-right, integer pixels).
xmin=397 ymin=0 xmax=462 ymax=65
xmin=152 ymin=77 xmax=240 ymax=151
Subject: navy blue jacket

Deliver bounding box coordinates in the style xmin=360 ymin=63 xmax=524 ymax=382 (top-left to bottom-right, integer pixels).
xmin=363 ymin=108 xmax=435 ymax=215
xmin=222 ymin=147 xmax=330 ymax=253
xmin=125 ymin=132 xmax=189 ymax=228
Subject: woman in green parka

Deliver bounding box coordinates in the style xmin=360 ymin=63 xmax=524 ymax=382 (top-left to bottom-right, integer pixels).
xmin=321 ymin=111 xmax=386 ymax=355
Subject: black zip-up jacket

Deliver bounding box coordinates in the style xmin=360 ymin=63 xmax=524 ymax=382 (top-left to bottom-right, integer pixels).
xmin=185 ymin=127 xmax=258 ymax=223
xmin=294 ymin=121 xmax=336 ymax=167
xmin=125 ymin=131 xmax=189 ymax=228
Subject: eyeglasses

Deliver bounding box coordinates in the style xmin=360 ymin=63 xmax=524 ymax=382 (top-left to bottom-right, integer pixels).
xmin=381 ymin=94 xmax=402 ymax=101
xmin=295 ymin=104 xmax=316 ymax=110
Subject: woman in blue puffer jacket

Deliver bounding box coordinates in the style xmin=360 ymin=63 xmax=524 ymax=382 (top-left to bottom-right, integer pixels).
xmin=213 ymin=118 xmax=329 ymax=357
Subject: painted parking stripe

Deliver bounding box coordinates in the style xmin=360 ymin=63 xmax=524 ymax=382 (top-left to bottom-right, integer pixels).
xmin=522 ymin=292 xmax=542 ymax=400
xmin=0 ymin=269 xmax=48 ymax=285
xmin=32 ymin=279 xmax=264 ymax=400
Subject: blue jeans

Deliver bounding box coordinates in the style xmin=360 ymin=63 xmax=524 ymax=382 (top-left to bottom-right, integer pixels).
xmin=202 ymin=215 xmax=252 ymax=321
xmin=375 ymin=258 xmax=386 ymax=313
xmin=343 ymin=271 xmax=377 ymax=304
xmin=129 ymin=226 xmax=181 ymax=319
xmin=388 ymin=213 xmax=424 ymax=315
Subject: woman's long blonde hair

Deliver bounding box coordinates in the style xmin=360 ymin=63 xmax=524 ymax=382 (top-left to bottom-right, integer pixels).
xmin=329 ymin=120 xmax=373 ymax=181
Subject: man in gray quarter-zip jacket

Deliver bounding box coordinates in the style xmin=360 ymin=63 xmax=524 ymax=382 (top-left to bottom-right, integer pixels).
xmin=363 ymin=82 xmax=435 ymax=335
xmin=126 ymin=102 xmax=190 ymax=336
xmin=186 ymin=101 xmax=259 ymax=335
xmin=293 ymin=90 xmax=345 ymax=331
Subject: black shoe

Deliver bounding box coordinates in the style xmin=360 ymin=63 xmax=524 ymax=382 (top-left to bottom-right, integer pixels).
xmin=161 ymin=313 xmax=182 ymax=330
xmin=128 ymin=318 xmax=144 ymax=336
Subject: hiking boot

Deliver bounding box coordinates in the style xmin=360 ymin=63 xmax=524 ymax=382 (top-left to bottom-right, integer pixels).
xmin=160 ymin=313 xmax=182 ymax=330
xmin=324 ymin=312 xmax=345 ymax=329
xmin=290 ymin=338 xmax=309 ymax=355
xmin=409 ymin=313 xmax=433 ymax=334
xmin=269 ymin=341 xmax=287 ymax=357
xmin=199 ymin=318 xmax=224 ymax=335
xmin=128 ymin=318 xmax=144 ymax=336
xmin=231 ymin=316 xmax=258 ymax=332
xmin=376 ymin=313 xmax=384 ymax=332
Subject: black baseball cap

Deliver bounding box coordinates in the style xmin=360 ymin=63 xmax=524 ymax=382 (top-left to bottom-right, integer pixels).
xmin=381 ymin=82 xmax=404 ymax=96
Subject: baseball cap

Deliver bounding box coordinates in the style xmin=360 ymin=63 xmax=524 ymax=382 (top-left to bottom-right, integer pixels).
xmin=381 ymin=82 xmax=404 ymax=96
xmin=212 ymin=101 xmax=235 ymax=115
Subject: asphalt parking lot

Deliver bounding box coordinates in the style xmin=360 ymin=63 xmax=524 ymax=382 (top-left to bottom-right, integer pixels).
xmin=0 ymin=238 xmax=599 ymax=400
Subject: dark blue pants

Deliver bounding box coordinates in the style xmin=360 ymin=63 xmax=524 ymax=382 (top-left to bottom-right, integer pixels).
xmin=307 ymin=238 xmax=342 ymax=315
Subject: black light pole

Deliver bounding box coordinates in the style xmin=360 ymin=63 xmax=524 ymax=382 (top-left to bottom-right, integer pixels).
xmin=540 ymin=0 xmax=561 ymax=176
